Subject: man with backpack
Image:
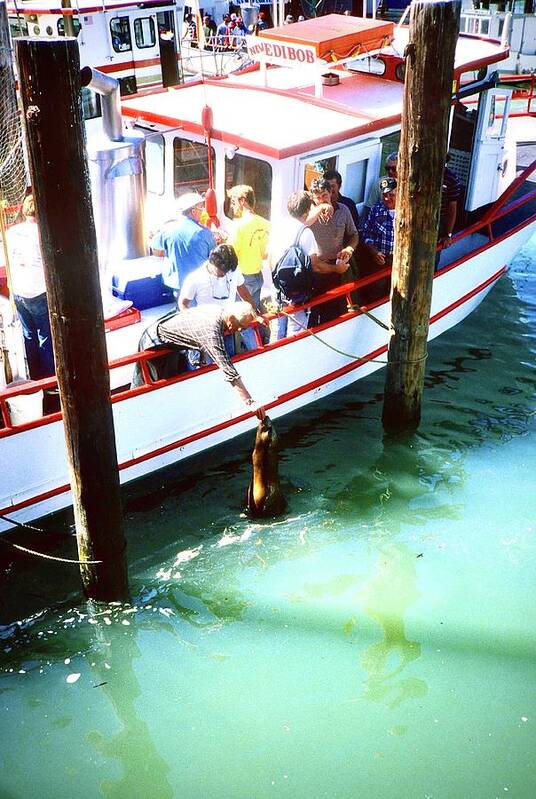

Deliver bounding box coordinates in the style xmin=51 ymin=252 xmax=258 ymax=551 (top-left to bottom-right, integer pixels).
xmin=270 ymin=192 xmax=347 ymax=341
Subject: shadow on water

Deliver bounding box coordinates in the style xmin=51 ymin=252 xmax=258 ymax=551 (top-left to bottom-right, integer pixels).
xmin=84 ymin=614 xmax=173 ymax=799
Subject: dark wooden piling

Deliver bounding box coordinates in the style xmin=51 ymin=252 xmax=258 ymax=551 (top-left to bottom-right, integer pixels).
xmin=16 ymin=38 xmax=128 ymax=601
xmin=382 ymin=0 xmax=461 ymax=433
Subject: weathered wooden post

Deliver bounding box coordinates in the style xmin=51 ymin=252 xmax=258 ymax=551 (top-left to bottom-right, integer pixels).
xmin=382 ymin=0 xmax=460 ymax=433
xmin=16 ymin=38 xmax=128 ymax=601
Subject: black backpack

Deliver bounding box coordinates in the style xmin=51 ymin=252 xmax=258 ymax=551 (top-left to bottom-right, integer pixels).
xmin=272 ymin=225 xmax=314 ymax=306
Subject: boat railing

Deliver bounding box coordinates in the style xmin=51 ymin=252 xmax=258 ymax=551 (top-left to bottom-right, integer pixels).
xmin=179 ymin=35 xmax=251 ymax=76
xmin=499 ymin=73 xmax=536 ymax=117
xmin=1 ymin=159 xmax=535 ymax=434
xmin=0 ymin=268 xmax=390 ymax=434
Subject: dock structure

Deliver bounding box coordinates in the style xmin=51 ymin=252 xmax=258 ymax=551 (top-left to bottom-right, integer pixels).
xmin=16 ymin=37 xmax=128 ymax=601
xmin=383 ymin=0 xmax=462 ymax=432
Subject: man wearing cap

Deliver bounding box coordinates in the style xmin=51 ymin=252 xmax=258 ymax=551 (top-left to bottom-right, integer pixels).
xmin=151 ymin=192 xmax=216 ymax=299
xmin=365 ymin=151 xmax=398 ymax=216
xmin=359 ymin=176 xmax=397 ymax=302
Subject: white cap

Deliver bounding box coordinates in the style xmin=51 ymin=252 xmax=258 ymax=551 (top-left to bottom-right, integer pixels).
xmin=176 ymin=192 xmax=204 ymax=213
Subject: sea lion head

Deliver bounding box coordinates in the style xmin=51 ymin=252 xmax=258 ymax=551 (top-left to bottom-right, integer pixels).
xmin=255 ymin=416 xmax=277 ymax=449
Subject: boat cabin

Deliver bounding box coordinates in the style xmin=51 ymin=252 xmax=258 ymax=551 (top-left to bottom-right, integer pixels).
xmin=6 ymin=0 xmax=231 ymax=96
xmin=118 ymin=15 xmax=516 ymax=243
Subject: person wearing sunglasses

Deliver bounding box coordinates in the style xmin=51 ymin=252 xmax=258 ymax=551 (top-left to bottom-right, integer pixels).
xmin=178 ymin=244 xmax=258 ymax=356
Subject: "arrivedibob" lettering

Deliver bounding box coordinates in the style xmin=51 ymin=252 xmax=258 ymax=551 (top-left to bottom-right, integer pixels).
xmin=248 ymin=41 xmax=316 ymax=64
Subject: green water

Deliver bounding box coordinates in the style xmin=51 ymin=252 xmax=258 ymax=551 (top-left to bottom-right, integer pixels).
xmin=1 ymin=239 xmax=536 ymax=799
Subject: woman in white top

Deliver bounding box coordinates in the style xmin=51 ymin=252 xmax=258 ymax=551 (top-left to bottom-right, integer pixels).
xmin=6 ymin=195 xmax=55 ymax=379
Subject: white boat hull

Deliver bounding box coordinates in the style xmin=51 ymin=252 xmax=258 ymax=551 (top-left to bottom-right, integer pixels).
xmin=1 ymin=219 xmax=534 ymax=533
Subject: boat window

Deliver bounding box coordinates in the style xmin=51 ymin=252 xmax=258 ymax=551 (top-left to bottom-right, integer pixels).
xmin=348 ymin=56 xmax=386 ymax=76
xmin=57 ymin=17 xmax=81 ymax=37
xmin=81 ymin=87 xmax=101 ymax=121
xmin=344 ymin=160 xmax=367 ymax=205
xmin=110 ymin=17 xmax=132 ymax=53
xmin=303 ymin=157 xmax=337 ymax=190
xmin=173 ymin=138 xmax=215 ymax=197
xmin=224 ymin=153 xmax=272 ymax=220
xmin=134 ymin=17 xmax=156 ymax=49
xmin=8 ymin=16 xmax=29 ymax=37
xmin=146 ymin=134 xmax=165 ymax=195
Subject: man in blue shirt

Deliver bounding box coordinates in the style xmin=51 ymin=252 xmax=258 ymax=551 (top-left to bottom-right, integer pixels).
xmin=359 ymin=176 xmax=397 ymax=303
xmin=151 ymin=192 xmax=216 ymax=297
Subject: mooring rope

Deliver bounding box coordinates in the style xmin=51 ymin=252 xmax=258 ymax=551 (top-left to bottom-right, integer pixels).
xmin=278 ymin=307 xmax=428 ymax=366
xmin=0 ymin=513 xmax=102 ymax=564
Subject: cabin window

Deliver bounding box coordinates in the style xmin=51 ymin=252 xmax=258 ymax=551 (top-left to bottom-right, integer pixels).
xmin=224 ymin=153 xmax=272 ymax=220
xmin=8 ymin=16 xmax=28 ymax=37
xmin=344 ymin=160 xmax=367 ymax=205
xmin=146 ymin=134 xmax=165 ymax=195
xmin=134 ymin=17 xmax=156 ymax=49
xmin=173 ymin=138 xmax=215 ymax=197
xmin=110 ymin=17 xmax=132 ymax=53
xmin=348 ymin=56 xmax=386 ymax=77
xmin=81 ymin=87 xmax=101 ymax=121
xmin=303 ymin=157 xmax=337 ymax=190
xmin=57 ymin=18 xmax=81 ymax=37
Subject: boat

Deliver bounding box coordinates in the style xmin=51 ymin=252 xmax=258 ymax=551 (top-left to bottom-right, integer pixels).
xmin=5 ymin=0 xmax=246 ymax=92
xmin=0 ymin=13 xmax=535 ymax=533
xmin=459 ymin=1 xmax=536 ymax=75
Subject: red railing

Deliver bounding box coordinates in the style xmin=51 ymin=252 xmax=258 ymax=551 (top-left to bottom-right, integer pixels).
xmin=1 ymin=158 xmax=535 ymax=435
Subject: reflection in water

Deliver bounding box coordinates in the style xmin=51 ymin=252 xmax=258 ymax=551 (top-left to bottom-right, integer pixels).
xmin=86 ymin=611 xmax=173 ymax=799
xmin=359 ymin=542 xmax=427 ymax=708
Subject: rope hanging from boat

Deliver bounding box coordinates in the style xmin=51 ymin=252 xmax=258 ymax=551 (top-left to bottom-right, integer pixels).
xmin=0 ymin=513 xmax=103 ymax=564
xmin=279 ymin=308 xmax=428 ymax=366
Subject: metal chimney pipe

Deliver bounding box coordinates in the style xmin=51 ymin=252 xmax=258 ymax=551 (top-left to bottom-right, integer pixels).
xmin=501 ymin=12 xmax=513 ymax=48
xmin=80 ymin=65 xmax=123 ymax=142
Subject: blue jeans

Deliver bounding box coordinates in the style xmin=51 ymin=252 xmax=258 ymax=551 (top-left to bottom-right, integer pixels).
xmin=241 ymin=272 xmax=264 ymax=349
xmin=15 ymin=293 xmax=55 ymax=380
xmin=190 ymin=333 xmax=235 ymax=369
xmin=272 ymin=308 xmax=310 ymax=341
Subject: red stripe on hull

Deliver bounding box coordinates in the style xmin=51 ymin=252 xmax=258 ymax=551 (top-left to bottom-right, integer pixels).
xmin=0 ymin=267 xmax=507 ymax=519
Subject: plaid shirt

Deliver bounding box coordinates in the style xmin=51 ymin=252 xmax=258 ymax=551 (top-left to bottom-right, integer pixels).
xmin=152 ymin=305 xmax=240 ymax=383
xmin=361 ymin=202 xmax=395 ymax=256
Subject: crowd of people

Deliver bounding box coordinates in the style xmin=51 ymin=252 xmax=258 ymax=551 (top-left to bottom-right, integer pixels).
xmin=183 ymin=10 xmax=270 ymax=51
xmin=4 ymin=154 xmax=460 ymax=418
xmin=140 ymin=156 xmax=461 ymax=413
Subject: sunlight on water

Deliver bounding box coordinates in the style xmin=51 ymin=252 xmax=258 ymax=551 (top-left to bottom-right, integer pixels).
xmin=1 ymin=239 xmax=535 ymax=798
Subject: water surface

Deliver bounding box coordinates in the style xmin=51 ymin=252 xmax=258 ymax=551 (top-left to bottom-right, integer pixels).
xmin=1 ymin=238 xmax=535 ymax=799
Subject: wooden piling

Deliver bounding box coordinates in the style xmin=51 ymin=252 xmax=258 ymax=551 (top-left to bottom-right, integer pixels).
xmin=16 ymin=38 xmax=128 ymax=601
xmin=382 ymin=0 xmax=461 ymax=433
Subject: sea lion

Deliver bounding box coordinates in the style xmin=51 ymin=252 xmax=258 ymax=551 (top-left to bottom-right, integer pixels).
xmin=246 ymin=416 xmax=287 ymax=518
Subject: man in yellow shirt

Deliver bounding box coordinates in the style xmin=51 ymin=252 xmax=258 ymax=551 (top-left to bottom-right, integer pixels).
xmin=227 ymin=184 xmax=270 ymax=315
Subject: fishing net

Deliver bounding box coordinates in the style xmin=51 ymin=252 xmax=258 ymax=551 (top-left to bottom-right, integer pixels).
xmin=0 ymin=5 xmax=27 ymax=229
xmin=0 ymin=3 xmax=29 ymax=384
